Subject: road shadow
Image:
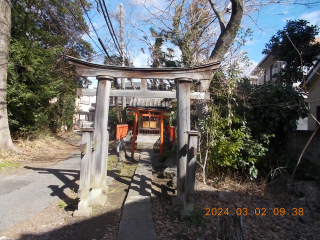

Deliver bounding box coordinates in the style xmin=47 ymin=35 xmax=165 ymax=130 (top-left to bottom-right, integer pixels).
xmin=18 ymin=166 xmax=134 ymax=240
xmin=24 ymin=166 xmax=80 ymax=204
xmin=17 ymin=201 xmax=124 ymax=240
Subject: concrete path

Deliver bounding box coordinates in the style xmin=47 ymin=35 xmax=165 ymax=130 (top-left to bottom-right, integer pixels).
xmin=117 ymin=149 xmax=157 ymax=240
xmin=0 ymin=152 xmax=81 ymax=233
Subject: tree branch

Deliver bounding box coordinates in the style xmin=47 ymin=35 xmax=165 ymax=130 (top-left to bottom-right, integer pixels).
xmin=209 ymin=0 xmax=244 ymax=62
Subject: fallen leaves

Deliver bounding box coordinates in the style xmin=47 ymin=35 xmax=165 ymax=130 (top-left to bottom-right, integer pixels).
xmin=151 ymin=170 xmax=320 ymax=240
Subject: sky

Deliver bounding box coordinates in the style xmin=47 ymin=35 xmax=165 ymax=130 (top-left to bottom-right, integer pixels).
xmin=84 ymin=1 xmax=320 ymax=87
xmin=244 ymin=3 xmax=320 ymax=69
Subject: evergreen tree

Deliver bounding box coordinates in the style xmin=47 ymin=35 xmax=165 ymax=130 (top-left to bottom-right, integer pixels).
xmin=262 ymin=19 xmax=320 ymax=83
xmin=7 ymin=0 xmax=94 ymax=135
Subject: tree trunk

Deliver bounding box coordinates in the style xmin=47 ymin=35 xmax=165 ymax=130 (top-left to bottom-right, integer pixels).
xmin=0 ymin=0 xmax=16 ymax=152
xmin=200 ymin=0 xmax=244 ymax=92
xmin=217 ymin=215 xmax=245 ymax=240
xmin=209 ymin=0 xmax=244 ymax=62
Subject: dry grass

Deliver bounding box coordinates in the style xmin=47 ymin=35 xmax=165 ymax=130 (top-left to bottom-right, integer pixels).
xmin=0 ymin=133 xmax=80 ymax=171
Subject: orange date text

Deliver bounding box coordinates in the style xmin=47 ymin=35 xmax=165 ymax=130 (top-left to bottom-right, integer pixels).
xmin=205 ymin=208 xmax=304 ymax=216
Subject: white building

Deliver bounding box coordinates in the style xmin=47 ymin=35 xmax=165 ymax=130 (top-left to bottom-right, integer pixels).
xmin=250 ymin=53 xmax=308 ymax=130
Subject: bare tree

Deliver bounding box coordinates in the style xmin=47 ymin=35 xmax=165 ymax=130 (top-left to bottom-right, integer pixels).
xmin=0 ymin=0 xmax=17 ymax=152
xmin=124 ymin=0 xmax=318 ymax=66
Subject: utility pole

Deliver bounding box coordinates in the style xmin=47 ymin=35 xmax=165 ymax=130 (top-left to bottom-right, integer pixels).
xmin=120 ymin=3 xmax=126 ymax=123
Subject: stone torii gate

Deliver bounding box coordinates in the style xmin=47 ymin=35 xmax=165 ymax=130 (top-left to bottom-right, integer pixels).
xmin=67 ymin=56 xmax=220 ymax=216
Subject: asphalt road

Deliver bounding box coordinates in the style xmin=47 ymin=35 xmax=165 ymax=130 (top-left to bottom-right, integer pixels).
xmin=0 ymin=153 xmax=81 ymax=233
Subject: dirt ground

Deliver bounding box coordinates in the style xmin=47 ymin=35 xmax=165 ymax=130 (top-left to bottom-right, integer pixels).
xmin=1 ymin=133 xmax=320 ymax=239
xmin=151 ymin=163 xmax=320 ymax=240
xmin=0 ymin=132 xmax=138 ymax=240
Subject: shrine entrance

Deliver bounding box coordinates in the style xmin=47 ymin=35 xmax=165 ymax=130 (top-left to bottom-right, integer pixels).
xmin=66 ymin=55 xmax=220 ymax=217
xmin=128 ymin=107 xmax=170 ymax=155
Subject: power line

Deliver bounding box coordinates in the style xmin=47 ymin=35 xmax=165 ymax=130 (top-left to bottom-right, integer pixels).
xmin=78 ymin=0 xmax=112 ymax=60
xmin=90 ymin=0 xmax=122 ymax=56
xmin=64 ymin=1 xmax=107 ymax=58
xmin=92 ymin=0 xmax=113 ymax=37
xmin=97 ymin=0 xmax=121 ymax=55
xmin=41 ymin=0 xmax=109 ymax=61
xmin=101 ymin=0 xmax=122 ymax=52
xmin=79 ymin=0 xmax=98 ymax=36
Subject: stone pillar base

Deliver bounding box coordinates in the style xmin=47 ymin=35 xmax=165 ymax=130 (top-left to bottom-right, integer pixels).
xmin=177 ymin=190 xmax=184 ymax=202
xmin=90 ymin=188 xmax=102 ymax=199
xmin=180 ymin=201 xmax=194 ymax=218
xmin=102 ymin=186 xmax=109 ymax=194
xmin=73 ymin=207 xmax=92 ymax=217
xmin=171 ymin=196 xmax=183 ymax=208
xmin=89 ymin=195 xmax=107 ymax=206
xmin=74 ymin=199 xmax=92 ymax=217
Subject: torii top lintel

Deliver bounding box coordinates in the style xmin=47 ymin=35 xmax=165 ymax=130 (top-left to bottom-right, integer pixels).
xmin=66 ymin=56 xmax=220 ymax=80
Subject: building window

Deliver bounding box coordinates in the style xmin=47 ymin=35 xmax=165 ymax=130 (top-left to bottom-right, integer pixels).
xmin=270 ymin=64 xmax=274 ymax=81
xmin=264 ymin=71 xmax=267 ymax=83
xmin=80 ymin=96 xmax=90 ymax=105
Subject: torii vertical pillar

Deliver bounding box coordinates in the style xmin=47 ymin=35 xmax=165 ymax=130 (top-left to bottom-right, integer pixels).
xmin=131 ymin=109 xmax=138 ymax=158
xmin=160 ymin=112 xmax=164 ymax=155
xmin=181 ymin=130 xmax=200 ymax=217
xmin=121 ymin=78 xmax=126 ymax=123
xmin=74 ymin=128 xmax=94 ymax=217
xmin=176 ymin=77 xmax=192 ymax=202
xmin=90 ymin=75 xmax=114 ymax=205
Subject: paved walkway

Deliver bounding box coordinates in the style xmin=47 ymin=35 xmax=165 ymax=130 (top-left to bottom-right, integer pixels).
xmin=0 ymin=152 xmax=81 ymax=233
xmin=117 ymin=149 xmax=157 ymax=240
xmin=0 ymin=148 xmax=157 ymax=239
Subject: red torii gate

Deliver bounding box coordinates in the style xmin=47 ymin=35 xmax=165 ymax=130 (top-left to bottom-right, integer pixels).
xmin=127 ymin=107 xmax=170 ymax=155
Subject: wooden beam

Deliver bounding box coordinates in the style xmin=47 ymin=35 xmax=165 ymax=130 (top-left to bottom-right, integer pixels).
xmin=67 ymin=55 xmax=220 ymax=80
xmin=77 ymin=88 xmax=210 ymax=100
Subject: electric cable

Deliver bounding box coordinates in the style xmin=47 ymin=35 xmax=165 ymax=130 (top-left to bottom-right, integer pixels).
xmin=101 ymin=0 xmax=122 ymax=52
xmin=97 ymin=0 xmax=121 ymax=55
xmin=64 ymin=1 xmax=108 ymax=58
xmin=78 ymin=0 xmax=112 ymax=60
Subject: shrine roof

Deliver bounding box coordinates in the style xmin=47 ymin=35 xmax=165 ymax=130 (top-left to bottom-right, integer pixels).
xmin=127 ymin=106 xmax=171 ymax=112
xmin=129 ymin=98 xmax=171 ymax=109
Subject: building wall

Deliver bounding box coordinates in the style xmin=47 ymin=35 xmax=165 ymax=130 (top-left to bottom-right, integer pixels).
xmin=287 ymin=130 xmax=320 ymax=166
xmin=75 ymin=96 xmax=96 ymax=126
xmin=297 ymin=117 xmax=308 ymax=130
xmin=256 ymin=59 xmax=284 ymax=85
xmin=307 ymin=73 xmax=320 ymax=130
xmin=77 ymin=96 xmax=96 ymax=112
